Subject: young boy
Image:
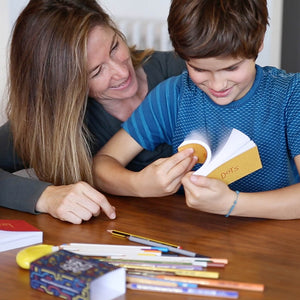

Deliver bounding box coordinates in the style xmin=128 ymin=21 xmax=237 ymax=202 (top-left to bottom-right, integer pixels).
xmin=93 ymin=0 xmax=300 ymax=219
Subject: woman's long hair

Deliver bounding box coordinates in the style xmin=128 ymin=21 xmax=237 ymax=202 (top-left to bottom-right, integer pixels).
xmin=7 ymin=0 xmax=152 ymax=186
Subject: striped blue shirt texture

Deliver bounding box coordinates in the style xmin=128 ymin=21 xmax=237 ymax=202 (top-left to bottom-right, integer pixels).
xmin=122 ymin=65 xmax=300 ymax=192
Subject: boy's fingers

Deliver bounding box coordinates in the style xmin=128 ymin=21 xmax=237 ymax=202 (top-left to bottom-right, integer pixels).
xmin=158 ymin=148 xmax=195 ymax=170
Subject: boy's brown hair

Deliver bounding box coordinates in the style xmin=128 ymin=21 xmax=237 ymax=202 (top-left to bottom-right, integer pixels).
xmin=168 ymin=0 xmax=269 ymax=60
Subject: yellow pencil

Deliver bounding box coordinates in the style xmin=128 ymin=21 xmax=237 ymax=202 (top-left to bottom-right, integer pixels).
xmin=108 ymin=229 xmax=181 ymax=248
xmin=120 ymin=264 xmax=219 ymax=279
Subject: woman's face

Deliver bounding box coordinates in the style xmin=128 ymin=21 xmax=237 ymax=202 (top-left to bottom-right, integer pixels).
xmin=87 ymin=26 xmax=138 ymax=102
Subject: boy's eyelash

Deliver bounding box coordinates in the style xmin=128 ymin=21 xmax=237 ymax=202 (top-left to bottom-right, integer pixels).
xmin=226 ymin=66 xmax=238 ymax=71
xmin=193 ymin=67 xmax=205 ymax=72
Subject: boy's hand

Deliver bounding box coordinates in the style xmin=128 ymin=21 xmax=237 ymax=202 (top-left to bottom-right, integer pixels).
xmin=36 ymin=182 xmax=116 ymax=224
xmin=181 ymin=172 xmax=235 ymax=215
xmin=135 ymin=148 xmax=198 ymax=197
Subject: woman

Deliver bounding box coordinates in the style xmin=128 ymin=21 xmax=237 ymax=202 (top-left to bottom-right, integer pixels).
xmin=0 ymin=0 xmax=185 ymax=224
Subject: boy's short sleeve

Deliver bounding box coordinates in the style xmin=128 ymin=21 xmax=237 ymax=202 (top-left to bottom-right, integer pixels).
xmin=122 ymin=74 xmax=183 ymax=151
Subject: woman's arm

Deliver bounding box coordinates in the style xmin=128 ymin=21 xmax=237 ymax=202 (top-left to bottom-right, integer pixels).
xmin=0 ymin=169 xmax=51 ymax=213
xmin=93 ymin=129 xmax=197 ymax=197
xmin=0 ymin=122 xmax=46 ymax=213
xmin=0 ymin=122 xmax=116 ymax=223
xmin=182 ymin=155 xmax=300 ymax=220
xmin=0 ymin=169 xmax=116 ymax=224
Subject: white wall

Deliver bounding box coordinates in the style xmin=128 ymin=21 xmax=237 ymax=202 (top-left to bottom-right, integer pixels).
xmin=0 ymin=0 xmax=284 ymax=126
xmin=100 ymin=0 xmax=283 ymax=68
xmin=0 ymin=0 xmax=29 ymax=125
xmin=256 ymin=0 xmax=283 ymax=68
xmin=100 ymin=0 xmax=171 ymax=20
xmin=0 ymin=0 xmax=10 ymax=125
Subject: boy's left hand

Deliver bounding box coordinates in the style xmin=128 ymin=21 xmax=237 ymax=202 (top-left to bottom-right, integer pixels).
xmin=182 ymin=172 xmax=236 ymax=215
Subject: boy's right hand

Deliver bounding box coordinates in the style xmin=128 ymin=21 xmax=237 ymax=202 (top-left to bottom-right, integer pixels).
xmin=136 ymin=148 xmax=198 ymax=197
xmin=35 ymin=182 xmax=116 ymax=224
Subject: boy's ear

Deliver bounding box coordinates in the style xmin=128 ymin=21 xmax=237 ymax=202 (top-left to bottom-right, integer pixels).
xmin=258 ymin=40 xmax=264 ymax=53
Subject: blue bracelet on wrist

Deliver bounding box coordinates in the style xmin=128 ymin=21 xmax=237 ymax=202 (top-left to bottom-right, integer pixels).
xmin=225 ymin=190 xmax=240 ymax=217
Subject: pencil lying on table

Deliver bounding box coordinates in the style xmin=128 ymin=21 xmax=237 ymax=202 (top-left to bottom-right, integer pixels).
xmin=57 ymin=243 xmax=167 ymax=256
xmin=119 ymin=263 xmax=219 ymax=278
xmin=108 ymin=229 xmax=181 ymax=248
xmin=108 ymin=229 xmax=211 ymax=258
xmin=125 ymin=270 xmax=264 ymax=292
xmin=107 ymin=254 xmax=228 ymax=265
xmin=127 ymin=274 xmax=199 ymax=288
xmin=127 ymin=283 xmax=239 ymax=299
xmin=154 ymin=275 xmax=264 ymax=292
xmin=101 ymin=259 xmax=206 ymax=270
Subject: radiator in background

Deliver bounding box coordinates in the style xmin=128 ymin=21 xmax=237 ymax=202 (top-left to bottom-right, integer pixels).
xmin=117 ymin=18 xmax=173 ymax=51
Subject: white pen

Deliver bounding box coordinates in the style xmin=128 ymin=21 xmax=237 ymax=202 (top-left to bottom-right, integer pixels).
xmin=57 ymin=243 xmax=168 ymax=256
xmin=108 ymin=254 xmax=228 ymax=265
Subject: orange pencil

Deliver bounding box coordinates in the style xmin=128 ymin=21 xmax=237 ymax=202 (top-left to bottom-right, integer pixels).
xmin=156 ymin=275 xmax=264 ymax=292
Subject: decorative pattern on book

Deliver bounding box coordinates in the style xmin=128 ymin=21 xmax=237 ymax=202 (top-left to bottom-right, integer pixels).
xmin=30 ymin=249 xmax=126 ymax=300
xmin=178 ymin=128 xmax=262 ymax=184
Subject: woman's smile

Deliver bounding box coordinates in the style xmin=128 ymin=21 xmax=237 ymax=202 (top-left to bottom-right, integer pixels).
xmin=110 ymin=74 xmax=131 ymax=90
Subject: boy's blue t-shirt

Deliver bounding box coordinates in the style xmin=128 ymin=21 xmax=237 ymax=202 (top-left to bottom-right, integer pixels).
xmin=122 ymin=66 xmax=300 ymax=192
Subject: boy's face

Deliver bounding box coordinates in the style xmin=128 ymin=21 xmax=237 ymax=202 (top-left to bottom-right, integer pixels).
xmin=186 ymin=56 xmax=256 ymax=106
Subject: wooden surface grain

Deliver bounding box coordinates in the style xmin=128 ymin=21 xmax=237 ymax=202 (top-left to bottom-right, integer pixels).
xmin=1 ymin=194 xmax=299 ymax=299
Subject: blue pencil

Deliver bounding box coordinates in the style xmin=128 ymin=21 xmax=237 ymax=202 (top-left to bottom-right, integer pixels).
xmin=127 ymin=283 xmax=239 ymax=299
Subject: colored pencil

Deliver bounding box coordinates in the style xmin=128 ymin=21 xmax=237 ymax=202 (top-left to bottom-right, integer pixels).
xmin=127 ymin=283 xmax=239 ymax=299
xmin=155 ymin=275 xmax=264 ymax=292
xmin=108 ymin=254 xmax=228 ymax=265
xmin=108 ymin=229 xmax=210 ymax=258
xmin=119 ymin=264 xmax=219 ymax=278
xmin=102 ymin=260 xmax=204 ymax=270
xmin=56 ymin=243 xmax=167 ymax=256
xmin=108 ymin=229 xmax=181 ymax=248
xmin=100 ymin=257 xmax=225 ymax=268
xmin=127 ymin=274 xmax=198 ymax=288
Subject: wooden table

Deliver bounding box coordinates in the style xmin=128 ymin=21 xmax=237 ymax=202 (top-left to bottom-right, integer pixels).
xmin=1 ymin=194 xmax=299 ymax=299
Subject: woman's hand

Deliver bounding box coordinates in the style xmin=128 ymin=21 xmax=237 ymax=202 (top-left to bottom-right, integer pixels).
xmin=182 ymin=172 xmax=235 ymax=215
xmin=35 ymin=181 xmax=116 ymax=224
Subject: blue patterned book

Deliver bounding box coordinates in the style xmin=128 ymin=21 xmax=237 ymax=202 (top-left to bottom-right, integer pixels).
xmin=30 ymin=250 xmax=126 ymax=300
